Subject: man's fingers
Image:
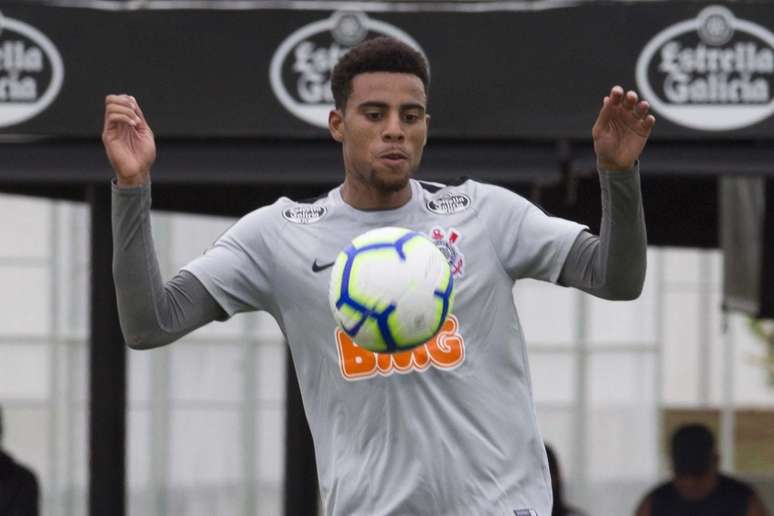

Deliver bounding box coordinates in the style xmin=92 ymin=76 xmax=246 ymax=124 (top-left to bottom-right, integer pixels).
xmin=594 ymin=99 xmax=611 ymax=133
xmin=104 ymin=107 xmax=140 ymax=132
xmin=609 ymin=85 xmax=624 ymax=105
xmin=105 ymin=95 xmax=135 ymax=124
xmin=103 ymin=93 xmax=152 ymax=135
xmin=105 ymin=94 xmax=134 ymax=108
xmin=634 ymin=114 xmax=657 ymax=137
xmin=105 ymin=94 xmax=145 ymax=121
xmin=129 ymin=96 xmax=148 ymax=122
xmin=634 ymin=100 xmax=650 ymax=119
xmin=604 ymin=86 xmax=649 ymax=118
xmin=106 ymin=113 xmax=137 ymax=128
xmin=594 ymin=86 xmax=656 ymax=142
xmin=106 ymin=104 xmax=140 ymax=122
xmin=623 ymin=90 xmax=638 ymax=110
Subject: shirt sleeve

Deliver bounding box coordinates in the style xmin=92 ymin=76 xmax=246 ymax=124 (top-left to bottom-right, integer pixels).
xmin=472 ymin=181 xmax=587 ymax=282
xmin=558 ymin=165 xmax=647 ymax=300
xmin=182 ymin=203 xmax=280 ymax=317
xmin=112 ymin=180 xmax=229 ymax=349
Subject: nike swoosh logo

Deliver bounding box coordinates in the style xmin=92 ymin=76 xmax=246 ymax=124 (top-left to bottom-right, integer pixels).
xmin=312 ymin=259 xmax=335 ymax=273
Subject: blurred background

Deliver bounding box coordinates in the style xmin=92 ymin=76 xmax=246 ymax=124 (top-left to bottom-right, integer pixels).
xmin=0 ymin=0 xmax=772 ymax=515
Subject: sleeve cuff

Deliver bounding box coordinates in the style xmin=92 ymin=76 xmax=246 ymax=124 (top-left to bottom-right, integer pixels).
xmin=111 ymin=178 xmax=151 ymax=194
xmin=597 ymin=160 xmax=639 ymax=177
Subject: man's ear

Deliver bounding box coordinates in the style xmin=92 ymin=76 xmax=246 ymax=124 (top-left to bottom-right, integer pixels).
xmin=329 ymin=109 xmax=344 ymax=142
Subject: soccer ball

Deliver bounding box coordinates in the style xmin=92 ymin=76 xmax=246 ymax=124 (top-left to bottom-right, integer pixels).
xmin=328 ymin=227 xmax=455 ymax=353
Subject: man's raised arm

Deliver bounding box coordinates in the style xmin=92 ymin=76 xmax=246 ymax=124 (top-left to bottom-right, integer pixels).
xmin=559 ymin=86 xmax=654 ymax=300
xmin=104 ymin=95 xmax=225 ymax=349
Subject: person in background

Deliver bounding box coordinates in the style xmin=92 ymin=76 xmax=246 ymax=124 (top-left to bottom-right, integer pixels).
xmin=634 ymin=423 xmax=769 ymax=516
xmin=545 ymin=444 xmax=588 ymax=516
xmin=0 ymin=405 xmax=39 ymax=516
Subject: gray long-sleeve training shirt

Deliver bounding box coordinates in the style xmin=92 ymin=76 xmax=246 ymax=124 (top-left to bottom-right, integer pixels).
xmin=112 ymin=166 xmax=646 ymax=516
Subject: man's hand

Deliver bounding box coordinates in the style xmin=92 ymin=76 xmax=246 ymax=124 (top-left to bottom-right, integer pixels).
xmin=592 ymin=85 xmax=656 ymax=171
xmin=102 ymin=94 xmax=156 ymax=187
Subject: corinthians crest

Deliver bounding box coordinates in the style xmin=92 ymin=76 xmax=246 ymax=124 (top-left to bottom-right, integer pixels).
xmin=430 ymin=227 xmax=464 ymax=278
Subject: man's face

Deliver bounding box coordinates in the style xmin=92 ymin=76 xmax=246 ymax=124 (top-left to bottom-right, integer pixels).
xmin=329 ymin=72 xmax=429 ymax=194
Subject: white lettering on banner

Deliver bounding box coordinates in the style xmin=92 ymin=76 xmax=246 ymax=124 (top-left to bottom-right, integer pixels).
xmin=659 ymin=42 xmax=774 ymax=76
xmin=663 ymin=74 xmax=767 ymax=104
xmin=293 ymin=41 xmax=344 ymax=104
xmin=636 ymin=5 xmax=774 ymax=131
xmin=270 ymin=11 xmax=425 ymax=129
xmin=0 ymin=41 xmax=44 ymax=73
xmin=0 ymin=11 xmax=64 ymax=127
xmin=0 ymin=76 xmax=36 ymax=101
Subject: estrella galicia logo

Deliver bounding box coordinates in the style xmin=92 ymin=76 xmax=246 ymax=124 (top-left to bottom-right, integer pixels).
xmin=0 ymin=11 xmax=64 ymax=128
xmin=636 ymin=5 xmax=774 ymax=131
xmin=282 ymin=205 xmax=327 ymax=224
xmin=426 ymin=192 xmax=471 ymax=215
xmin=270 ymin=11 xmax=425 ymax=129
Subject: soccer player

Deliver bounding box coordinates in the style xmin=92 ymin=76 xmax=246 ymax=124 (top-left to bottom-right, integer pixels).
xmin=634 ymin=424 xmax=770 ymax=516
xmin=105 ymin=37 xmax=652 ymax=515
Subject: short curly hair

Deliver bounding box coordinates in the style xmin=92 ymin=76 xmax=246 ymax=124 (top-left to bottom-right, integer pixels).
xmin=331 ymin=36 xmax=430 ymax=110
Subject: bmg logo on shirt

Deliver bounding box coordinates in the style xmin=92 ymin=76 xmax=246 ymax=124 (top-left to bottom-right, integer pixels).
xmin=336 ymin=315 xmax=465 ymax=381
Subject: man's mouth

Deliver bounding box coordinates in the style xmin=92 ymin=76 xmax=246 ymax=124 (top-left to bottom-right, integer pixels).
xmin=379 ymin=151 xmax=409 ymax=165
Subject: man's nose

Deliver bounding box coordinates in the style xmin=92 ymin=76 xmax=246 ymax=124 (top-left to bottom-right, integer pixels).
xmin=382 ymin=113 xmax=405 ymax=142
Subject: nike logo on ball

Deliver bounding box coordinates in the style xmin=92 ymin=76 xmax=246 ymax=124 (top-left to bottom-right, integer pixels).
xmin=312 ymin=259 xmax=335 ymax=273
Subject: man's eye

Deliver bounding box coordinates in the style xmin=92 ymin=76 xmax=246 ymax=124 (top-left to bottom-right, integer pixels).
xmin=365 ymin=112 xmax=382 ymax=121
xmin=403 ymin=113 xmax=419 ymax=123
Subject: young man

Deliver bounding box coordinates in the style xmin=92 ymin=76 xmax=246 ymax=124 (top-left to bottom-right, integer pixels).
xmin=634 ymin=424 xmax=770 ymax=516
xmin=105 ymin=37 xmax=652 ymax=515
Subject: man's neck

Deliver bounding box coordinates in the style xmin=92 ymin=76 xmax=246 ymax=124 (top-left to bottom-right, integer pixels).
xmin=340 ymin=179 xmax=412 ymax=211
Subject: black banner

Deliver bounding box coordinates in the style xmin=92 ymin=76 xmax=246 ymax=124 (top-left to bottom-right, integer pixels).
xmin=0 ymin=1 xmax=772 ymax=140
